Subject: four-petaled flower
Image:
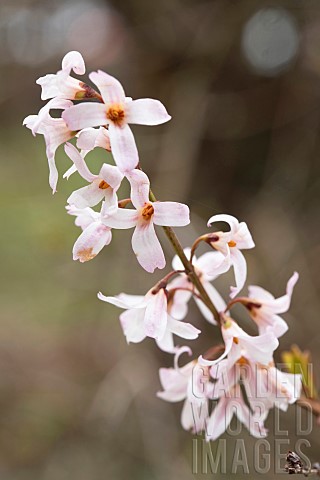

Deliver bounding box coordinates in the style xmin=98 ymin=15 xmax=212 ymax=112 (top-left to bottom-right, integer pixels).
xmin=65 ymin=142 xmax=123 ymax=211
xmin=241 ymin=272 xmax=299 ymax=338
xmin=36 ymin=50 xmax=96 ymax=101
xmin=206 ymin=214 xmax=255 ymax=298
xmin=98 ymin=289 xmax=200 ymax=353
xmin=102 ymin=169 xmax=190 ymax=272
xmin=62 ymin=70 xmax=171 ymax=173
xmin=67 ymin=204 xmax=112 ymax=262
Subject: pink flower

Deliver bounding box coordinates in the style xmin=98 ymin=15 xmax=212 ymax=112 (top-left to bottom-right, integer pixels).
xmin=102 ymin=169 xmax=190 ymax=273
xmin=157 ymin=350 xmax=210 ymax=432
xmin=199 ymin=315 xmax=279 ymax=367
xmin=65 ymin=143 xmax=123 ymax=210
xmin=171 ymin=248 xmax=227 ymax=325
xmin=36 ymin=51 xmax=89 ymax=101
xmin=23 ymin=98 xmax=75 ymax=193
xmin=67 ymin=204 xmax=112 ymax=262
xmin=62 ymin=70 xmax=171 ymax=173
xmin=98 ymin=289 xmax=200 ymax=353
xmin=245 ymin=272 xmax=299 ymax=338
xmin=206 ymin=214 xmax=255 ymax=298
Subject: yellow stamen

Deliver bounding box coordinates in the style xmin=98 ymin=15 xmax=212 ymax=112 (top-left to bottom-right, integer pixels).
xmin=99 ymin=180 xmax=110 ymax=189
xmin=106 ymin=104 xmax=125 ymax=126
xmin=141 ymin=203 xmax=154 ymax=221
xmin=228 ymin=240 xmax=237 ymax=247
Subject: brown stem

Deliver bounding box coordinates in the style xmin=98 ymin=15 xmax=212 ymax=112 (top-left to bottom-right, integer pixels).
xmin=190 ymin=235 xmax=208 ymax=263
xmin=149 ymin=188 xmax=221 ymax=325
xmin=203 ymin=344 xmax=225 ymax=361
xmin=151 ymin=270 xmax=184 ymax=293
xmin=118 ymin=198 xmax=132 ymax=208
xmin=168 ymin=286 xmax=203 ymax=302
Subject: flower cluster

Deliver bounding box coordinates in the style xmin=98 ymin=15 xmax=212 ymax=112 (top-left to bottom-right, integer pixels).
xmin=25 ymin=51 xmax=302 ymax=441
xmin=24 ymin=51 xmax=189 ymax=273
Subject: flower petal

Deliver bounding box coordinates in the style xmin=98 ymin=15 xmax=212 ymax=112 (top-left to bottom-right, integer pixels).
xmin=230 ymin=248 xmax=247 ymax=298
xmin=64 ymin=142 xmax=97 ymax=182
xmin=63 ymin=164 xmax=77 ymax=180
xmin=233 ymin=221 xmax=255 ymax=249
xmin=153 ymin=202 xmax=190 ymax=227
xmin=168 ymin=276 xmax=192 ymax=320
xmin=171 ymin=248 xmax=191 ymax=271
xmin=99 ymin=163 xmax=123 ymax=190
xmin=61 ymin=51 xmax=85 ymax=76
xmin=73 ymin=222 xmax=112 ymax=262
xmin=155 ymin=329 xmax=176 ymax=353
xmin=62 ymin=103 xmax=107 ymax=131
xmin=126 ymin=169 xmax=150 ymax=209
xmin=194 ymin=281 xmax=226 ymax=325
xmin=241 ymin=331 xmax=279 ymax=365
xmin=132 ymin=221 xmax=165 ymax=273
xmin=67 ymin=182 xmax=104 ymax=208
xmin=199 ymin=334 xmax=234 ymax=367
xmin=89 ymin=70 xmax=125 ymax=104
xmin=119 ymin=309 xmax=146 ymax=343
xmin=77 ymin=127 xmax=110 ymax=151
xmin=207 ymin=214 xmax=239 ymax=232
xmin=108 ymin=123 xmax=139 ymax=172
xmin=167 ymin=317 xmax=201 ymax=340
xmin=97 ymin=292 xmax=146 ymax=309
xmin=268 ymin=272 xmax=299 ymax=313
xmin=144 ymin=289 xmax=167 ymax=339
xmin=157 ymin=367 xmax=189 ymax=402
xmin=102 ymin=207 xmax=138 ymax=229
xmin=67 ymin=205 xmax=99 ymax=229
xmin=125 ymin=98 xmax=171 ymax=125
xmin=206 ymin=397 xmax=233 ymax=441
xmin=248 ymin=285 xmax=275 ymax=302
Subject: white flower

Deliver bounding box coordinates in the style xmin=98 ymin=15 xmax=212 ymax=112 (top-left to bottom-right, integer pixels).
xmin=98 ymin=288 xmax=200 ymax=353
xmin=206 ymin=214 xmax=255 ymax=298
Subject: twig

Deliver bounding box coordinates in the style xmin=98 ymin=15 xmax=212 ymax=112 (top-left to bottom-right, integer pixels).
xmin=285 ymin=451 xmax=320 ymax=476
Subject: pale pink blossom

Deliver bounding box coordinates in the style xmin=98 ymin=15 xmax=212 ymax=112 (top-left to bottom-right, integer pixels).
xmin=67 ymin=204 xmax=112 ymax=262
xmin=171 ymin=248 xmax=227 ymax=325
xmin=63 ymin=127 xmax=111 ymax=180
xmin=245 ymin=272 xmax=299 ymax=338
xmin=98 ymin=288 xmax=200 ymax=353
xmin=199 ymin=315 xmax=279 ymax=367
xmin=206 ymin=214 xmax=255 ymax=298
xmin=65 ymin=143 xmax=122 ymax=211
xmin=62 ymin=70 xmax=171 ymax=173
xmin=23 ymin=98 xmax=75 ymax=192
xmin=36 ymin=51 xmax=88 ymax=101
xmin=102 ymin=169 xmax=190 ymax=273
xmin=157 ymin=351 xmax=210 ymax=432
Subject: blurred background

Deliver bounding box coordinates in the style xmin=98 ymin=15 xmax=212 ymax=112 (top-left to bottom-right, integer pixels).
xmin=1 ymin=0 xmax=320 ymax=478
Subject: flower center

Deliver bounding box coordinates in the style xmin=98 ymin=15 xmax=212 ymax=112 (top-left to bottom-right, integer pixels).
xmin=99 ymin=180 xmax=110 ymax=189
xmin=141 ymin=203 xmax=154 ymax=221
xmin=237 ymin=356 xmax=248 ymax=365
xmin=106 ymin=104 xmax=125 ymax=125
xmin=228 ymin=240 xmax=237 ymax=247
